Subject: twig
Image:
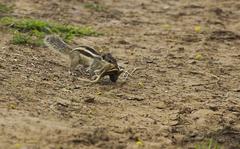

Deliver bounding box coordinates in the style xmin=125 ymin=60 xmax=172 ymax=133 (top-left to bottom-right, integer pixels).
xmin=189 ymin=70 xmax=220 ymax=81
xmin=49 ymin=104 xmax=60 ymax=114
xmin=122 ymin=67 xmax=143 ymax=80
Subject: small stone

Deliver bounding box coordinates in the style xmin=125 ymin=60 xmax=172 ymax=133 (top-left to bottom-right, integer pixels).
xmin=156 ymin=101 xmax=166 ymax=109
xmin=84 ymin=96 xmax=95 ymax=103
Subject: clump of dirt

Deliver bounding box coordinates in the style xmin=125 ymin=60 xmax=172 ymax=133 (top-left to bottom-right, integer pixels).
xmin=0 ymin=0 xmax=240 ymax=149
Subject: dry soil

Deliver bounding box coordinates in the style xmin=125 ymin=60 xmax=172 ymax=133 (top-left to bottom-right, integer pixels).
xmin=0 ymin=0 xmax=240 ymax=149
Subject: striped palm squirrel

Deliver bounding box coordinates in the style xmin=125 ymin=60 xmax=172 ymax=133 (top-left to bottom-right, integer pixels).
xmin=44 ymin=35 xmax=123 ymax=83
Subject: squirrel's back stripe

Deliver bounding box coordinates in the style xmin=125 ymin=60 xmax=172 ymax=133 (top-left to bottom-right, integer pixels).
xmin=73 ymin=47 xmax=102 ymax=60
xmin=78 ymin=46 xmax=100 ymax=55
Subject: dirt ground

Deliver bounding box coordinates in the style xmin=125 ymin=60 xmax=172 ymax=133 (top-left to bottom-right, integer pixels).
xmin=0 ymin=0 xmax=240 ymax=149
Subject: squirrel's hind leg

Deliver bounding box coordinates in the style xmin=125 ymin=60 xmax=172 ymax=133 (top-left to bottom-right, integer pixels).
xmin=69 ymin=52 xmax=81 ymax=76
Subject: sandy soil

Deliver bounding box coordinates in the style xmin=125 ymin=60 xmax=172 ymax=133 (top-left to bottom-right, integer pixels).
xmin=0 ymin=0 xmax=240 ymax=148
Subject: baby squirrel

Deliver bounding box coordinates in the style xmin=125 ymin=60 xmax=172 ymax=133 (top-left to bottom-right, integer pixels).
xmin=44 ymin=35 xmax=122 ymax=82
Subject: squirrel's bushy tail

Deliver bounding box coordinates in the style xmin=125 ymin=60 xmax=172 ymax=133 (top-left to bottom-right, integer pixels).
xmin=44 ymin=35 xmax=72 ymax=55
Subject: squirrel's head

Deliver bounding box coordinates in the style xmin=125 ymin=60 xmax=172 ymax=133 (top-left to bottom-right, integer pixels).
xmin=101 ymin=53 xmax=118 ymax=66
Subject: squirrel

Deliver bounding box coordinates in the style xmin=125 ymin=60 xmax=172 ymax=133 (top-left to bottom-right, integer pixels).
xmin=43 ymin=35 xmax=123 ymax=83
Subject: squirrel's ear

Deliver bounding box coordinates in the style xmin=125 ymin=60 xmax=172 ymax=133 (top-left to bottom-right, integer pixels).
xmin=107 ymin=53 xmax=112 ymax=56
xmin=101 ymin=54 xmax=106 ymax=59
xmin=101 ymin=52 xmax=110 ymax=57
